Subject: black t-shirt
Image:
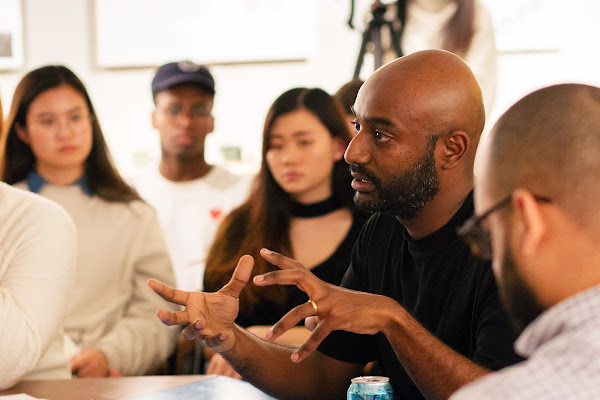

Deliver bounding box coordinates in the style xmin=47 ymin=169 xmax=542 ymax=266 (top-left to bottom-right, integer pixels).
xmin=235 ymin=210 xmax=370 ymax=327
xmin=318 ymin=193 xmax=522 ymax=399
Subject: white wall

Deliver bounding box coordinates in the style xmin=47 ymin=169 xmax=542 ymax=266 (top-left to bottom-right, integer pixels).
xmin=1 ymin=0 xmax=599 ymax=177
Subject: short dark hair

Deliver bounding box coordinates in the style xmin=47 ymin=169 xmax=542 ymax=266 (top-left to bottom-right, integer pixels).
xmin=334 ymin=79 xmax=364 ymax=116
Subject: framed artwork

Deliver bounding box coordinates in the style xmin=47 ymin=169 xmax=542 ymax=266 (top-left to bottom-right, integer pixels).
xmin=0 ymin=0 xmax=24 ymax=70
xmin=93 ymin=0 xmax=318 ymax=68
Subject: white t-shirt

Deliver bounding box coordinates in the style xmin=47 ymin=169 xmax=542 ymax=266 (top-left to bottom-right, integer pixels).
xmin=0 ymin=182 xmax=77 ymax=389
xmin=131 ymin=165 xmax=252 ymax=291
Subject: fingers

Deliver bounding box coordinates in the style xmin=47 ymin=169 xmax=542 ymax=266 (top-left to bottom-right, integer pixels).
xmin=147 ymin=278 xmax=189 ymax=306
xmin=182 ymin=319 xmax=206 ymax=340
xmin=266 ymin=302 xmax=316 ymax=341
xmin=219 ymin=255 xmax=254 ymax=299
xmin=254 ymin=269 xmax=308 ymax=288
xmin=260 ymin=248 xmax=308 ymax=271
xmin=156 ymin=308 xmax=190 ymax=326
xmin=107 ymin=368 xmax=123 ymax=377
xmin=181 ymin=320 xmax=229 ymax=349
xmin=305 ymin=316 xmax=319 ymax=332
xmin=291 ymin=322 xmax=332 ymax=363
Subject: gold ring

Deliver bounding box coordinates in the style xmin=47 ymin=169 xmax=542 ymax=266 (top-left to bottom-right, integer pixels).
xmin=307 ymin=299 xmax=318 ymax=315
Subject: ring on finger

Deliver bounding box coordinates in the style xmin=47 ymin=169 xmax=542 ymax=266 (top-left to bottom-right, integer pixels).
xmin=307 ymin=299 xmax=318 ymax=315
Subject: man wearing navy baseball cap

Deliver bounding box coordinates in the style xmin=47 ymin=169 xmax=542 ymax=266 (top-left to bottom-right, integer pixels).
xmin=132 ymin=61 xmax=250 ymax=299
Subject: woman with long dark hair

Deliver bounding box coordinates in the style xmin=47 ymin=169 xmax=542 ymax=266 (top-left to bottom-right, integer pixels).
xmin=203 ymin=87 xmax=368 ymax=377
xmin=0 ymin=65 xmax=177 ymax=377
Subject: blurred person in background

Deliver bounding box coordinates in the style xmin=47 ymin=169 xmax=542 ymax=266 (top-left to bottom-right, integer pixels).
xmin=203 ymin=87 xmax=369 ymax=378
xmin=0 ymin=65 xmax=178 ymax=377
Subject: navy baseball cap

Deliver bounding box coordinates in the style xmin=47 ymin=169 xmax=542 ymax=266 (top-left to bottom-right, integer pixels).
xmin=151 ymin=61 xmax=215 ymax=98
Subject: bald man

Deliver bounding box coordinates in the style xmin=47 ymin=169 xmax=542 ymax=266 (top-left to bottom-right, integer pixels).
xmin=450 ymin=84 xmax=600 ymax=399
xmin=148 ymin=50 xmax=520 ymax=400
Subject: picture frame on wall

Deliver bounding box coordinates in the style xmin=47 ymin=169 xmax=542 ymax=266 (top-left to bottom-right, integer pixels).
xmin=93 ymin=0 xmax=318 ymax=68
xmin=0 ymin=0 xmax=24 ymax=70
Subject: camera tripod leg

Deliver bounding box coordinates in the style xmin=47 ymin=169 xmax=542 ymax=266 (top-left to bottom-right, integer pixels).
xmin=353 ymin=27 xmax=372 ymax=79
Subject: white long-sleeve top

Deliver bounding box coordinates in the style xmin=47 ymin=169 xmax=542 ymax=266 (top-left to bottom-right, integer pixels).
xmin=0 ymin=182 xmax=77 ymax=389
xmin=16 ymin=181 xmax=179 ymax=376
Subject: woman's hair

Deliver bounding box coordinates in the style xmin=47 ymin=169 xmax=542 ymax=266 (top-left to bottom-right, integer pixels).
xmin=334 ymin=79 xmax=364 ymax=117
xmin=0 ymin=95 xmax=3 ymax=140
xmin=204 ymin=88 xmax=354 ymax=317
xmin=396 ymin=0 xmax=475 ymax=56
xmin=0 ymin=65 xmax=141 ymax=202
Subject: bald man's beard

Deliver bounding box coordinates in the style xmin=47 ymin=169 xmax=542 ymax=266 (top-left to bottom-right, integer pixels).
xmin=498 ymin=243 xmax=545 ymax=334
xmin=352 ymin=137 xmax=440 ymax=220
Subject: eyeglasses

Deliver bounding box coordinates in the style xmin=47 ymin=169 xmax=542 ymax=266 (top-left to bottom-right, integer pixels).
xmin=160 ymin=103 xmax=211 ymax=119
xmin=30 ymin=113 xmax=94 ymax=133
xmin=457 ymin=193 xmax=551 ymax=260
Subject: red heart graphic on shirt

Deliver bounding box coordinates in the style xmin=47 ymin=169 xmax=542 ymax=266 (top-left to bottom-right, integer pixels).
xmin=210 ymin=208 xmax=222 ymax=220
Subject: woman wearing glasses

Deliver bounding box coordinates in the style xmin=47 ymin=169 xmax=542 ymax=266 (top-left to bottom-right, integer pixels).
xmin=0 ymin=65 xmax=178 ymax=378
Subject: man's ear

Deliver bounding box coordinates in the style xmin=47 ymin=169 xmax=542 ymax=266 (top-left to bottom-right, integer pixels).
xmin=15 ymin=123 xmax=30 ymax=144
xmin=439 ymin=130 xmax=469 ymax=170
xmin=151 ymin=109 xmax=158 ymax=130
xmin=510 ymin=189 xmax=547 ymax=259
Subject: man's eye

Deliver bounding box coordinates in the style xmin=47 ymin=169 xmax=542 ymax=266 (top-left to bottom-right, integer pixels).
xmin=40 ymin=119 xmax=54 ymax=126
xmin=167 ymin=105 xmax=182 ymax=115
xmin=353 ymin=121 xmax=360 ymax=131
xmin=374 ymin=131 xmax=390 ymax=142
xmin=191 ymin=105 xmax=210 ymax=117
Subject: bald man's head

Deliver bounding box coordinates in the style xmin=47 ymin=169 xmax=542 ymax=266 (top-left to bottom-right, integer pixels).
xmin=483 ymin=83 xmax=600 ymax=229
xmin=359 ymin=50 xmax=486 ymax=172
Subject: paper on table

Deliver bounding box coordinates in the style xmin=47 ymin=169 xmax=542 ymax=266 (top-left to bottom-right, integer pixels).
xmin=0 ymin=395 xmax=47 ymax=400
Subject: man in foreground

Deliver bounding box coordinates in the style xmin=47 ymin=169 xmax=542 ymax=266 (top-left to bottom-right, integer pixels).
xmin=149 ymin=49 xmax=520 ymax=400
xmin=451 ymin=84 xmax=600 ymax=399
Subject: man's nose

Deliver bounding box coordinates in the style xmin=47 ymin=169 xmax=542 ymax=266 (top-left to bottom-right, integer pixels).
xmin=344 ymin=131 xmax=370 ymax=165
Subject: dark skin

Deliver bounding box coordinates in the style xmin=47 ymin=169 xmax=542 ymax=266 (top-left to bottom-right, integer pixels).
xmin=149 ymin=50 xmax=489 ymax=400
xmin=152 ymin=84 xmax=215 ymax=182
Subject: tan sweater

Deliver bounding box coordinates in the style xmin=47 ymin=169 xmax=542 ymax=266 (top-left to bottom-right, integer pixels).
xmin=0 ymin=183 xmax=77 ymax=389
xmin=16 ymin=181 xmax=178 ymax=376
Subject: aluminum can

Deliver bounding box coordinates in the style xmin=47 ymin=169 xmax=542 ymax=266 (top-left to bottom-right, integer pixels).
xmin=347 ymin=376 xmax=394 ymax=400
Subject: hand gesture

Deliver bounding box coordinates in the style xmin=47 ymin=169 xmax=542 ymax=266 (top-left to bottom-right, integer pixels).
xmin=254 ymin=249 xmax=397 ymax=363
xmin=148 ymin=255 xmax=254 ymax=353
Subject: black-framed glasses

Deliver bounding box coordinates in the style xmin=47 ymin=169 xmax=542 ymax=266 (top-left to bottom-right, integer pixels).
xmin=457 ymin=193 xmax=552 ymax=260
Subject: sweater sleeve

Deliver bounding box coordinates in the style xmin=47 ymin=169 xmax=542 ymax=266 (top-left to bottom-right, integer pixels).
xmin=93 ymin=203 xmax=179 ymax=376
xmin=0 ymin=189 xmax=77 ymax=389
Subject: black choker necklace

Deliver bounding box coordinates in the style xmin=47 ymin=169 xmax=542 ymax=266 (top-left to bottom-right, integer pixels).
xmin=289 ymin=196 xmax=343 ymax=218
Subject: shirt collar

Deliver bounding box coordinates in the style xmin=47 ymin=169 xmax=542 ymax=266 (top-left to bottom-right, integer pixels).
xmin=27 ymin=170 xmax=93 ymax=197
xmin=515 ymin=284 xmax=600 ymax=357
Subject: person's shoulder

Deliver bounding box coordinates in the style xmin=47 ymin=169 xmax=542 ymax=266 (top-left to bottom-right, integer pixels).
xmin=0 ymin=182 xmax=76 ymax=237
xmin=450 ymin=361 xmax=543 ymax=400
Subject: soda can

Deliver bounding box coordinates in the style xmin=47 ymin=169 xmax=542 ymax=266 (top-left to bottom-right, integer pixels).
xmin=347 ymin=376 xmax=394 ymax=400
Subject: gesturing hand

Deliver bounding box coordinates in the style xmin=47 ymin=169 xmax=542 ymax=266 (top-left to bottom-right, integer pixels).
xmin=148 ymin=255 xmax=254 ymax=353
xmin=254 ymin=249 xmax=398 ymax=363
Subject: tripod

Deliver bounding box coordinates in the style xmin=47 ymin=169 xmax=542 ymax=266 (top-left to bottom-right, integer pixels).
xmin=353 ymin=1 xmax=404 ymax=79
